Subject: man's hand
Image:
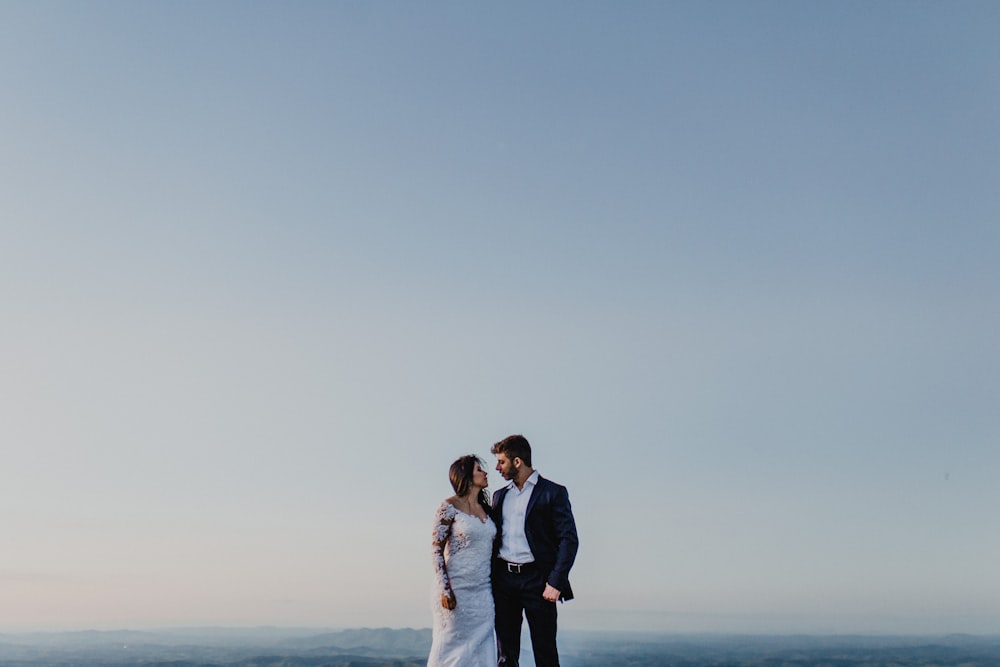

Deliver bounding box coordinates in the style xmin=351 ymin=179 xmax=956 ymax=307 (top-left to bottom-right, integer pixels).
xmin=441 ymin=591 xmax=457 ymax=610
xmin=542 ymin=583 xmax=561 ymax=602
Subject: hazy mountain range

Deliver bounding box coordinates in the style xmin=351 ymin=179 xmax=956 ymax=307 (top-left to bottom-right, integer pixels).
xmin=1 ymin=627 xmax=999 ymax=666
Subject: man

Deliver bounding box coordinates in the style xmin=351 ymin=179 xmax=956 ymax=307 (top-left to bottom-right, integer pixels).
xmin=491 ymin=434 xmax=578 ymax=667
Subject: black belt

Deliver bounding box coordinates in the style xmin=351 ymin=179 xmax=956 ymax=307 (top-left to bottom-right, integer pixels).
xmin=498 ymin=559 xmax=535 ymax=574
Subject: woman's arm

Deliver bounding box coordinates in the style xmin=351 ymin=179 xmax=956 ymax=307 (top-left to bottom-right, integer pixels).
xmin=432 ymin=502 xmax=457 ymax=609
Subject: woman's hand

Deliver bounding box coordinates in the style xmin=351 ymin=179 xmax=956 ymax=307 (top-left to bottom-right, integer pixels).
xmin=440 ymin=591 xmax=457 ymax=610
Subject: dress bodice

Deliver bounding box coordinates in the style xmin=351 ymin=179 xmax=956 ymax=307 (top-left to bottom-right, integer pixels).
xmin=431 ymin=500 xmax=496 ymax=596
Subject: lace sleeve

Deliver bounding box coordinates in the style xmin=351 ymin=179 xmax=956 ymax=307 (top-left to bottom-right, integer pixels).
xmin=432 ymin=501 xmax=458 ymax=596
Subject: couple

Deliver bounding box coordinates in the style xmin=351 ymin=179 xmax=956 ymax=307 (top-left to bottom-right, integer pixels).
xmin=428 ymin=434 xmax=579 ymax=667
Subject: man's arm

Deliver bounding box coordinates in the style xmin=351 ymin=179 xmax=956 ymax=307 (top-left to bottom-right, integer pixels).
xmin=546 ymin=484 xmax=579 ymax=597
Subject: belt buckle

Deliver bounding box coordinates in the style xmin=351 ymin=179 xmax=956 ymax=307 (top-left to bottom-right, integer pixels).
xmin=506 ymin=562 xmax=522 ymax=574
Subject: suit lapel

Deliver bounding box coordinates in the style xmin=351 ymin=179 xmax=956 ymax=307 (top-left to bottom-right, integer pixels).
xmin=494 ymin=487 xmax=509 ymax=523
xmin=524 ymin=475 xmax=544 ymax=518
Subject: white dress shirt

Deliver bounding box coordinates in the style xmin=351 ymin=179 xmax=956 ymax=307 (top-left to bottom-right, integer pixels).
xmin=499 ymin=470 xmax=539 ymax=563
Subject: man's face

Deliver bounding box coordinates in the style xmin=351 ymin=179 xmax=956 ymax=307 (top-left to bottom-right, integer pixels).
xmin=495 ymin=453 xmax=517 ymax=481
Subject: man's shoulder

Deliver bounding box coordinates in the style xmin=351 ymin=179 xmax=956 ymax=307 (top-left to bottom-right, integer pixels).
xmin=536 ymin=476 xmax=569 ymax=494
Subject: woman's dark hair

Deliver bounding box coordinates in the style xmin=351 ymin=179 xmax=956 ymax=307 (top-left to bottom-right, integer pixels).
xmin=449 ymin=454 xmax=491 ymax=514
xmin=491 ymin=434 xmax=532 ymax=467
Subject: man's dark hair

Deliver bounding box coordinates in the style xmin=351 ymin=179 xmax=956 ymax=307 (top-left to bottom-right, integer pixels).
xmin=491 ymin=434 xmax=532 ymax=467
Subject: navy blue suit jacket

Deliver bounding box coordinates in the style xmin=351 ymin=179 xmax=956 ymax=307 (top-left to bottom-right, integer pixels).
xmin=492 ymin=475 xmax=579 ymax=601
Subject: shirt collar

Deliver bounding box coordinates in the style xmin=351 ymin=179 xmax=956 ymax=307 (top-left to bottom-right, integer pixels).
xmin=506 ymin=470 xmax=540 ymax=491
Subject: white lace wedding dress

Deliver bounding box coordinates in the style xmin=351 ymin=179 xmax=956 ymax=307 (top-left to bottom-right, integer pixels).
xmin=428 ymin=500 xmax=498 ymax=667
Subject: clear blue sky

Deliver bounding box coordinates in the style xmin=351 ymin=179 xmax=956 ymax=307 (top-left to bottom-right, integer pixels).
xmin=1 ymin=1 xmax=998 ymax=634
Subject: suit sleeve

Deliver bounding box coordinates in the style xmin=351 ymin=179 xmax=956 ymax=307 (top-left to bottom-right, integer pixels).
xmin=547 ymin=485 xmax=579 ymax=593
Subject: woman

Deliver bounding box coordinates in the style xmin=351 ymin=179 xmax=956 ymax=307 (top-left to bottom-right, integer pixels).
xmin=427 ymin=455 xmax=497 ymax=667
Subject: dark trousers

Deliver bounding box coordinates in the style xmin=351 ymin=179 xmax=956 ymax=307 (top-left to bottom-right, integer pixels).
xmin=493 ymin=561 xmax=559 ymax=667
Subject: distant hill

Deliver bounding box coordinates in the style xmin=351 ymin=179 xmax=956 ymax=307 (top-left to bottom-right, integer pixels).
xmin=0 ymin=627 xmax=430 ymax=666
xmin=3 ymin=628 xmax=1000 ymax=666
xmin=277 ymin=627 xmax=431 ymax=654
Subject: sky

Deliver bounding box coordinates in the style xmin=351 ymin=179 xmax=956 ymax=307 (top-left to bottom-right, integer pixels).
xmin=1 ymin=0 xmax=998 ymax=635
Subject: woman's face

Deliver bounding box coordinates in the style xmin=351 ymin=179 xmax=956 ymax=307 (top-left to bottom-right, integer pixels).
xmin=472 ymin=461 xmax=489 ymax=489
